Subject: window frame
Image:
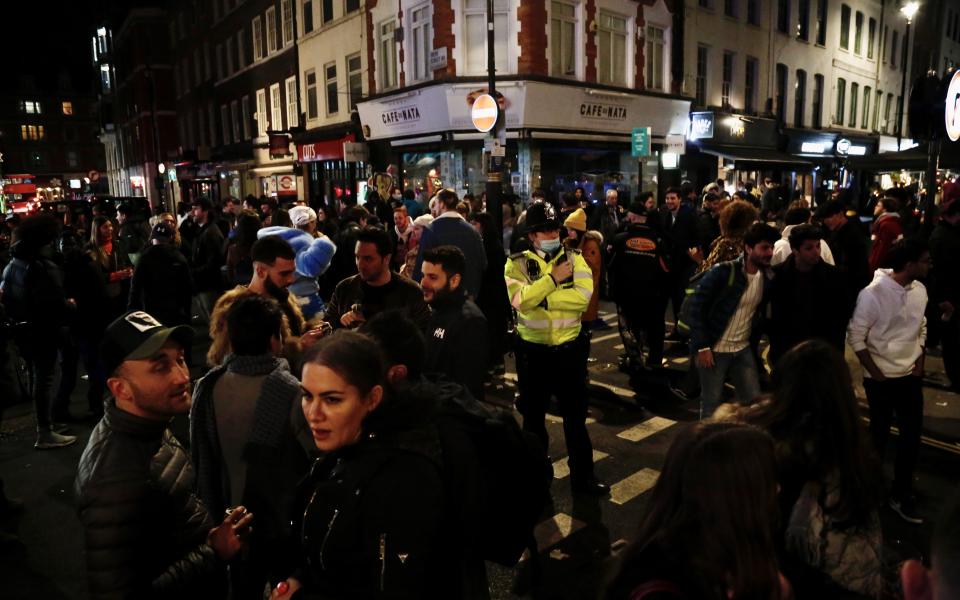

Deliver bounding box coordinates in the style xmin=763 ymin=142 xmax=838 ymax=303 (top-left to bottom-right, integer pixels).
xmin=408 ymin=3 xmax=433 ymax=83
xmin=242 ymin=95 xmax=252 ymax=139
xmin=285 ymin=76 xmax=299 ymax=128
xmin=835 ymin=77 xmax=846 ymax=125
xmin=253 ymin=16 xmax=263 ymax=61
xmin=231 ymin=99 xmax=241 ymax=143
xmin=256 ymin=88 xmax=268 ymax=137
xmin=221 ymin=104 xmax=231 ymax=146
xmin=266 ymin=7 xmax=278 ymax=54
xmin=304 ymin=0 xmax=314 ymax=34
xmin=696 ymin=45 xmax=708 ymax=106
xmin=745 ymin=56 xmax=758 ymax=113
xmin=347 ymin=53 xmax=363 ymax=110
xmin=282 ymin=0 xmax=294 ymax=46
xmin=794 ymin=69 xmax=806 ymax=127
xmin=812 ymin=73 xmax=824 ymax=128
xmin=305 ymin=69 xmax=319 ymax=119
xmin=596 ymin=9 xmax=630 ymax=87
xmin=325 ymin=61 xmax=339 ymax=115
xmin=854 ymin=11 xmax=863 ymax=55
xmin=463 ymin=0 xmax=510 ymax=76
xmin=645 ymin=24 xmax=666 ymax=91
xmin=722 ymin=51 xmax=734 ymax=108
xmin=550 ymin=0 xmax=581 ymax=80
xmin=861 ymin=86 xmax=871 ymax=129
xmin=848 ymin=81 xmax=858 ymax=128
xmin=270 ymin=82 xmax=283 ymax=132
xmin=378 ymin=20 xmax=398 ymax=90
xmin=840 ymin=4 xmax=850 ymax=50
xmin=815 ymin=0 xmax=827 ymax=45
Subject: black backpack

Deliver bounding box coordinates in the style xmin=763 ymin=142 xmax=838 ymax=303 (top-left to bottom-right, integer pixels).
xmin=434 ymin=388 xmax=552 ymax=566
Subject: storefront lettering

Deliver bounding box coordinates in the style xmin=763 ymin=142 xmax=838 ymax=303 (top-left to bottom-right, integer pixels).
xmin=580 ymin=103 xmax=627 ymax=120
xmin=689 ymin=113 xmax=714 ymax=140
xmin=728 ymin=122 xmax=745 ymax=138
xmin=381 ymin=106 xmax=422 ymax=125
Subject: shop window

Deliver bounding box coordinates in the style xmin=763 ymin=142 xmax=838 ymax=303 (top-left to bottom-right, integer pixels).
xmin=282 ymin=0 xmax=294 ymax=46
xmin=379 ymin=21 xmax=398 ymax=90
xmin=840 ymin=4 xmax=850 ymax=49
xmin=815 ymin=0 xmax=826 ymax=45
xmin=463 ymin=0 xmax=508 ymax=76
xmin=696 ymin=45 xmax=708 ymax=106
xmin=812 ymin=73 xmax=823 ymax=128
xmin=325 ymin=63 xmax=339 ymax=115
xmin=848 ymin=82 xmax=858 ymax=128
xmin=777 ymin=0 xmax=789 ymax=33
xmin=722 ymin=52 xmax=734 ymax=108
xmin=551 ymin=1 xmax=578 ymax=79
xmin=861 ymin=86 xmax=870 ymax=129
xmin=305 ymin=69 xmax=319 ymax=119
xmin=409 ymin=3 xmax=432 ymax=82
xmin=242 ymin=96 xmax=252 ymax=139
xmin=304 ymin=0 xmax=314 ymax=34
xmin=270 ymin=83 xmax=283 ymax=131
xmin=231 ymin=100 xmax=241 ymax=142
xmin=797 ymin=0 xmax=809 ymax=40
xmin=835 ymin=77 xmax=846 ymax=125
xmin=286 ymin=76 xmax=299 ymax=127
xmin=645 ymin=25 xmax=666 ymax=91
xmin=794 ymin=69 xmax=806 ymax=127
xmin=253 ymin=16 xmax=263 ymax=60
xmin=221 ymin=105 xmax=231 ymax=145
xmin=745 ymin=56 xmax=758 ymax=113
xmin=854 ymin=11 xmax=863 ymax=55
xmin=347 ymin=54 xmax=362 ymax=110
xmin=266 ymin=7 xmax=277 ymax=54
xmin=597 ymin=10 xmax=628 ymax=86
xmin=256 ymin=88 xmax=268 ymax=136
xmin=747 ymin=0 xmax=759 ymax=25
xmin=868 ymin=18 xmax=876 ymax=59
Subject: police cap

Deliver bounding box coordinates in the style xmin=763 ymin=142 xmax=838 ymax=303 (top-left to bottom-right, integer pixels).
xmin=524 ymin=201 xmax=559 ymax=234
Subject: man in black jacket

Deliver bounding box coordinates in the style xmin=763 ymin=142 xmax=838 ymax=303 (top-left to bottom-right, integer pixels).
xmin=929 ymin=201 xmax=960 ymax=391
xmin=660 ymin=186 xmax=700 ymax=335
xmin=190 ymin=197 xmax=226 ymax=323
xmin=75 ymin=311 xmax=252 ymax=599
xmin=816 ymin=200 xmax=871 ymax=302
xmin=128 ymin=222 xmax=193 ymax=326
xmin=420 ymin=245 xmax=488 ymax=400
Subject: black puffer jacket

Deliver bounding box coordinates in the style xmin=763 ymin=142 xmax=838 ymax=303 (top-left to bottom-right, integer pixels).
xmin=0 ymin=240 xmax=74 ymax=333
xmin=128 ymin=243 xmax=194 ymax=326
xmin=75 ymin=400 xmax=224 ymax=599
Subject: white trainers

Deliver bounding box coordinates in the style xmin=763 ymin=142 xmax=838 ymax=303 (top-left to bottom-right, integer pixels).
xmin=35 ymin=430 xmax=78 ymax=450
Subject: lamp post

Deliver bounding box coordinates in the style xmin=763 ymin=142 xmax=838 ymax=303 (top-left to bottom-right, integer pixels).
xmin=897 ymin=1 xmax=919 ymax=151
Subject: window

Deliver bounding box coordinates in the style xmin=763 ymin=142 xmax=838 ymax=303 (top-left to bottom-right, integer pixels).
xmin=840 ymin=4 xmax=850 ymax=49
xmin=242 ymin=95 xmax=252 ymax=139
xmin=379 ymin=21 xmax=398 ymax=89
xmin=854 ymin=11 xmax=863 ymax=54
xmin=745 ymin=56 xmax=758 ymax=113
xmin=270 ymin=83 xmax=282 ymax=131
xmin=20 ymin=125 xmax=44 ymax=140
xmin=873 ymin=88 xmax=882 ymax=131
xmin=815 ymin=0 xmax=826 ymax=45
xmin=304 ymin=0 xmax=314 ymax=33
xmin=194 ymin=48 xmax=203 ymax=85
xmin=305 ymin=69 xmax=319 ymax=118
xmin=286 ymin=76 xmax=299 ymax=127
xmin=794 ymin=69 xmax=806 ymax=126
xmin=775 ymin=63 xmax=788 ymax=123
xmin=67 ymin=151 xmax=79 ymax=168
xmin=205 ymin=42 xmax=212 ymax=80
xmin=253 ymin=16 xmax=263 ymax=60
xmin=100 ymin=64 xmax=112 ymax=93
xmin=226 ymin=37 xmax=235 ymax=75
xmin=266 ymin=7 xmax=277 ymax=53
xmin=835 ymin=77 xmax=846 ymax=124
xmin=465 ymin=0 xmax=508 ymax=75
xmin=812 ymin=73 xmax=824 ymax=128
xmin=890 ymin=30 xmax=898 ymax=67
xmin=325 ymin=63 xmax=339 ymax=114
xmin=256 ymin=88 xmax=268 ymax=136
xmin=797 ymin=0 xmax=809 ymax=40
xmin=848 ymin=82 xmax=858 ymax=127
xmin=722 ymin=52 xmax=734 ymax=108
xmin=409 ymin=4 xmax=432 ymax=82
xmin=21 ymin=100 xmax=41 ymax=114
xmin=216 ymin=43 xmax=224 ymax=80
xmin=725 ymin=0 xmax=736 ymax=18
xmin=62 ymin=101 xmax=73 ymax=115
xmin=551 ymin=1 xmax=578 ymax=78
xmin=597 ymin=10 xmax=628 ymax=86
xmin=237 ymin=31 xmax=246 ymax=68
xmin=896 ymin=95 xmax=903 ymax=134
xmin=696 ymin=45 xmax=708 ymax=106
xmin=347 ymin=0 xmax=360 ymax=12
xmin=198 ymin=108 xmax=206 ymax=146
xmin=282 ymin=0 xmax=294 ymax=46
xmin=883 ymin=93 xmax=893 ymax=133
xmin=347 ymin=54 xmax=362 ymax=109
xmin=221 ymin=104 xmax=231 ymax=145
xmin=777 ymin=0 xmax=789 ymax=33
xmin=322 ymin=0 xmax=333 ymax=24
xmin=861 ymin=86 xmax=870 ymax=128
xmin=645 ymin=25 xmax=665 ymax=90
xmin=747 ymin=0 xmax=758 ymax=25
xmin=208 ymin=103 xmax=217 ymax=147
xmin=231 ymin=100 xmax=241 ymax=142
xmin=868 ymin=18 xmax=876 ymax=59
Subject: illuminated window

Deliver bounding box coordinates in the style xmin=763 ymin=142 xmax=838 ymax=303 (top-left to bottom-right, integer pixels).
xmin=62 ymin=101 xmax=74 ymax=115
xmin=21 ymin=100 xmax=42 ymax=114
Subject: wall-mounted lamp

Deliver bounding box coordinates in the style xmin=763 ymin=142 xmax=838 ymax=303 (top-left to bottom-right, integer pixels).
xmin=588 ymin=20 xmax=597 ymax=33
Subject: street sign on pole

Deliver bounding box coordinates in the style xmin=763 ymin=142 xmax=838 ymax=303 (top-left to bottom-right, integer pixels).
xmin=472 ymin=94 xmax=499 ymax=133
xmin=631 ymin=127 xmax=651 ymax=157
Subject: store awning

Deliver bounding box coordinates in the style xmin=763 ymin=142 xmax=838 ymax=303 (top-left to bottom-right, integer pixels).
xmin=845 ymin=142 xmax=960 ymax=171
xmin=698 ymin=145 xmax=814 ymax=170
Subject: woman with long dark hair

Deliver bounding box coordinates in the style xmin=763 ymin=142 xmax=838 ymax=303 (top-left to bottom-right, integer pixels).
xmin=86 ymin=215 xmax=133 ymax=320
xmin=605 ymin=422 xmax=787 ymax=600
xmin=225 ymin=210 xmax=262 ymax=287
xmin=469 ymin=211 xmax=510 ymax=374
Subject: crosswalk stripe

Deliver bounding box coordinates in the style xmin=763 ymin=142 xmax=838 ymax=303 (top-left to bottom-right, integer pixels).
xmin=609 ymin=468 xmax=660 ymax=505
xmin=599 ymin=312 xmax=618 ymax=322
xmin=504 ymin=371 xmax=635 ymax=401
xmin=552 ymin=450 xmax=610 ymax=479
xmin=532 ymin=513 xmax=587 ymax=553
xmin=617 ymin=417 xmax=676 ymax=442
xmin=591 ymin=332 xmax=621 ymax=344
xmin=545 ymin=412 xmax=597 ymax=425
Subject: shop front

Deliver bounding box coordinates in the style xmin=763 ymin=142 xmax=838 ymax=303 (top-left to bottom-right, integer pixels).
xmin=175 ymin=162 xmax=220 ymax=205
xmin=356 ymin=80 xmax=690 ymax=206
xmin=296 ymin=133 xmax=368 ymax=213
xmin=686 ymin=111 xmax=812 ymax=196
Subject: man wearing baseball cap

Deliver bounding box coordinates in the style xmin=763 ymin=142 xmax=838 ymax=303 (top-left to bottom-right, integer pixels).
xmin=75 ymin=311 xmax=252 ymax=598
xmin=288 ymin=205 xmax=319 ymax=237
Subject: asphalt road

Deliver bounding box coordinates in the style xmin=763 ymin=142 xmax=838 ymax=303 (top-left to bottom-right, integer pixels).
xmin=2 ymin=303 xmax=959 ymax=599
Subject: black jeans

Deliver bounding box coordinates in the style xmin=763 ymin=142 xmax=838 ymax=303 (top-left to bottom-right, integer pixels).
xmin=618 ymin=295 xmax=667 ymax=368
xmin=942 ymin=314 xmax=960 ymax=389
xmin=864 ymin=375 xmax=923 ymax=498
xmin=515 ymin=337 xmax=595 ymax=483
xmin=15 ymin=333 xmax=58 ymax=429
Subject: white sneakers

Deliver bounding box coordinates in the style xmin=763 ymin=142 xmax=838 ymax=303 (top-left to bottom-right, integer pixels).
xmin=35 ymin=429 xmax=77 ymax=450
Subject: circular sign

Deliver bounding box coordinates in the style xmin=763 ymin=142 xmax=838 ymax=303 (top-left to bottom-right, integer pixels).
xmin=158 ymin=163 xmax=166 ymax=175
xmin=278 ymin=175 xmax=295 ymax=191
xmin=471 ymin=94 xmax=499 ymax=133
xmin=946 ymin=70 xmax=960 ymax=142
xmin=836 ymin=138 xmax=852 ymax=155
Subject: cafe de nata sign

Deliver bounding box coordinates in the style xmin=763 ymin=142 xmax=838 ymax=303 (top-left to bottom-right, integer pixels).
xmin=946 ymin=69 xmax=960 ymax=142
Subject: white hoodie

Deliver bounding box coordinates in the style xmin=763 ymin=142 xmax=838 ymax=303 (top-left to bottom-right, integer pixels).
xmin=847 ymin=268 xmax=927 ymax=379
xmin=771 ymin=224 xmax=836 ymax=267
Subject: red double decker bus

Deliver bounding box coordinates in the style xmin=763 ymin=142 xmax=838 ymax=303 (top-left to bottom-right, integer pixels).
xmin=2 ymin=174 xmax=39 ymax=214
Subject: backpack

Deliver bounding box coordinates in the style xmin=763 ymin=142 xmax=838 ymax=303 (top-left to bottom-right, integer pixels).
xmin=434 ymin=388 xmax=552 ymax=566
xmin=674 ymin=262 xmax=736 ymax=339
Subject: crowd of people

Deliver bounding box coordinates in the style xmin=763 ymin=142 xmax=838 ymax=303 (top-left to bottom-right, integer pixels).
xmin=0 ymin=174 xmax=958 ymax=599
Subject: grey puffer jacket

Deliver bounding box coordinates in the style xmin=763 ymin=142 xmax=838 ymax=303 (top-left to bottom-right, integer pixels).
xmin=75 ymin=400 xmax=225 ymax=599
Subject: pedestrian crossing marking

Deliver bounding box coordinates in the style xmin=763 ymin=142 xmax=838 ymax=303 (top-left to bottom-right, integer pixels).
xmin=503 ymin=371 xmax=626 ymax=406
xmin=552 ymin=451 xmax=609 ymax=479
xmin=609 ymin=468 xmax=660 ymax=505
xmin=617 ymin=417 xmax=676 ymax=442
xmin=599 ymin=312 xmax=618 ymax=322
xmin=546 ymin=412 xmax=597 ymax=425
xmin=532 ymin=513 xmax=587 ymax=553
xmin=591 ymin=332 xmax=621 ymax=344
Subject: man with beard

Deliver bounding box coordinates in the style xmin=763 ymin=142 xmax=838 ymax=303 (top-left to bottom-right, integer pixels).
xmin=207 ymin=235 xmax=318 ymax=366
xmin=75 ymin=311 xmax=253 ymax=598
xmin=324 ymin=226 xmax=430 ymax=332
xmin=420 ymin=245 xmax=488 ymax=400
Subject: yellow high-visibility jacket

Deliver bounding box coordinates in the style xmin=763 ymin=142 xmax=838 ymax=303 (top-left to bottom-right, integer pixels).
xmin=504 ymin=248 xmax=593 ymax=346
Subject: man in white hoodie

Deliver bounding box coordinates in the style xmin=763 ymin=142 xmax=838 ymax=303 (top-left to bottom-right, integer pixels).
xmin=848 ymin=238 xmax=930 ymax=524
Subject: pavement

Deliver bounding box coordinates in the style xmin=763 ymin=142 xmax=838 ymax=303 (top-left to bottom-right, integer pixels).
xmin=2 ymin=303 xmax=960 ymax=599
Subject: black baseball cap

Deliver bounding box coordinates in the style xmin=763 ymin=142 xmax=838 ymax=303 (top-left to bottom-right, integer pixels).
xmin=101 ymin=311 xmax=193 ymax=377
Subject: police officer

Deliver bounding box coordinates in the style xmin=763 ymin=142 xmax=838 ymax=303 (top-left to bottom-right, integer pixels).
xmin=505 ymin=202 xmax=608 ymax=496
xmin=609 ymin=200 xmax=670 ymax=375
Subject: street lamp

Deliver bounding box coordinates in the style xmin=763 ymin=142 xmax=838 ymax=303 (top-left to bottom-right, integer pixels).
xmin=897 ymin=2 xmax=920 ymax=151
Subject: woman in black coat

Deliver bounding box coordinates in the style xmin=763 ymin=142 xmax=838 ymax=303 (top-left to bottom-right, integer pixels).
xmin=468 ymin=212 xmax=510 ymax=373
xmin=271 ymin=331 xmax=456 ymax=600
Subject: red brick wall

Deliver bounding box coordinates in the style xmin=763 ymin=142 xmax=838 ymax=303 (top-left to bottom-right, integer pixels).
xmin=432 ymin=0 xmax=457 ymax=77
xmin=398 ymin=6 xmax=406 ymax=87
xmin=585 ymin=0 xmax=597 ymax=82
xmin=518 ymin=1 xmax=547 ymax=74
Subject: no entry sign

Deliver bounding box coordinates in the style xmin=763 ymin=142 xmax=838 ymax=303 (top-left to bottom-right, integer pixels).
xmin=471 ymin=94 xmax=499 ymax=133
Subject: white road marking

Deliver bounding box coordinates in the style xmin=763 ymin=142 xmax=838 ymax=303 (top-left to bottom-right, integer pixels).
xmin=609 ymin=468 xmax=660 ymax=505
xmin=552 ymin=450 xmax=610 ymax=479
xmin=616 ymin=417 xmax=677 ymax=442
xmin=591 ymin=332 xmax=621 ymax=344
xmin=504 ymin=371 xmax=635 ymax=401
xmin=531 ymin=513 xmax=587 ymax=553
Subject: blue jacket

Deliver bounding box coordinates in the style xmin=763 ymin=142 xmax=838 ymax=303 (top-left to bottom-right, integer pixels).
xmin=414 ymin=214 xmax=487 ymax=298
xmin=686 ymin=255 xmax=772 ymax=353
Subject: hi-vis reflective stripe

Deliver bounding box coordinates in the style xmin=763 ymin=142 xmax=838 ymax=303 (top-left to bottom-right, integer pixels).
xmin=511 ymin=292 xmax=523 ymax=310
xmin=518 ymin=316 xmax=581 ymax=329
xmin=574 ymin=285 xmax=592 ymax=300
xmin=573 ymin=271 xmax=592 ymax=280
xmin=505 ymin=276 xmax=526 ymax=289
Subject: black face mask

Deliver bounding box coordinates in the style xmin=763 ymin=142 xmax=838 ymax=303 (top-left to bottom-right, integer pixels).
xmin=264 ymin=275 xmax=289 ymax=302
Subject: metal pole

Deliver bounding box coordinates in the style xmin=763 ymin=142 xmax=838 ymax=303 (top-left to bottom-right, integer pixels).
xmin=897 ymin=20 xmax=910 ymax=151
xmin=485 ymin=0 xmax=503 ymax=240
xmin=925 ymin=138 xmax=939 ymax=220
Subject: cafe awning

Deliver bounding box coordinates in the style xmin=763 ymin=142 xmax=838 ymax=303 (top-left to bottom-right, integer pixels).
xmin=698 ymin=145 xmax=814 ymax=170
